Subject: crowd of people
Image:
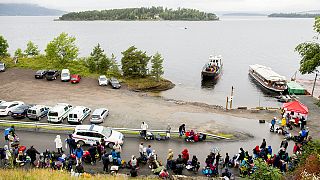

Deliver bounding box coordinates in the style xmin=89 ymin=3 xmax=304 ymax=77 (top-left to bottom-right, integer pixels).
xmin=0 ymin=117 xmax=314 ymax=179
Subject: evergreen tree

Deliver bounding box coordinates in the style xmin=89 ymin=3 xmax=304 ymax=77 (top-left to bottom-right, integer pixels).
xmin=121 ymin=46 xmax=151 ymax=77
xmin=0 ymin=35 xmax=9 ymax=57
xmin=88 ymin=43 xmax=111 ymax=74
xmin=151 ymin=52 xmax=164 ymax=81
xmin=108 ymin=53 xmax=121 ymax=77
xmin=24 ymin=41 xmax=40 ymax=56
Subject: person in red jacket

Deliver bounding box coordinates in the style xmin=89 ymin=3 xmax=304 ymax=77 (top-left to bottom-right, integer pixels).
xmin=293 ymin=142 xmax=301 ymax=154
xmin=181 ymin=149 xmax=189 ymax=165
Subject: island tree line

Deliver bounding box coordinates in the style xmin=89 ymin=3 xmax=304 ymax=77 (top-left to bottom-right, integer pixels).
xmin=59 ymin=6 xmax=218 ymax=21
xmin=0 ymin=32 xmax=164 ymax=81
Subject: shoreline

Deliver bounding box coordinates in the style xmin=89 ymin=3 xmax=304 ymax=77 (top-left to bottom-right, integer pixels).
xmin=0 ymin=68 xmax=319 ymax=140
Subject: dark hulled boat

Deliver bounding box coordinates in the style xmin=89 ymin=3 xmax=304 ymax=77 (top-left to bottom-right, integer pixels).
xmin=201 ymin=55 xmax=223 ymax=80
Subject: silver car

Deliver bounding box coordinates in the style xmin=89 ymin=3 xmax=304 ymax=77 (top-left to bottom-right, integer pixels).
xmin=90 ymin=108 xmax=109 ymax=123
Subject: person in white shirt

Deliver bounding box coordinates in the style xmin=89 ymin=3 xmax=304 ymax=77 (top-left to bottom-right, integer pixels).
xmin=139 ymin=142 xmax=144 ymax=157
xmin=141 ymin=122 xmax=148 ymax=137
xmin=54 ymin=135 xmax=63 ymax=154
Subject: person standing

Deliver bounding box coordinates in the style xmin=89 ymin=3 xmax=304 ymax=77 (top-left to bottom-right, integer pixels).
xmin=113 ymin=141 xmax=122 ymax=158
xmin=26 ymin=145 xmax=40 ymax=166
xmin=102 ymin=151 xmax=110 ymax=172
xmin=3 ymin=145 xmax=11 ymax=167
xmin=181 ymin=148 xmax=189 ymax=165
xmin=65 ymin=134 xmax=76 ymax=155
xmin=179 ymin=124 xmax=186 ymax=137
xmin=74 ymin=144 xmax=84 ymax=166
xmin=139 ymin=142 xmax=144 ymax=157
xmin=141 ymin=122 xmax=148 ymax=138
xmin=260 ymin=139 xmax=267 ymax=149
xmin=166 ymin=124 xmax=171 ymax=139
xmin=88 ymin=144 xmax=97 ymax=165
xmin=166 ymin=149 xmax=174 ymax=170
xmin=224 ymin=153 xmax=230 ymax=167
xmin=54 ymin=135 xmax=63 ymax=154
xmin=271 ymin=117 xmax=276 ymax=131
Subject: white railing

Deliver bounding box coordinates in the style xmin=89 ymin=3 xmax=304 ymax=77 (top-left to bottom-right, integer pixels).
xmin=0 ymin=119 xmax=229 ymax=139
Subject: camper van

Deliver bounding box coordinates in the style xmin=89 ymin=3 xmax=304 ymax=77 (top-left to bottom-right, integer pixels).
xmin=67 ymin=106 xmax=91 ymax=124
xmin=61 ymin=69 xmax=70 ymax=82
xmin=47 ymin=103 xmax=73 ymax=123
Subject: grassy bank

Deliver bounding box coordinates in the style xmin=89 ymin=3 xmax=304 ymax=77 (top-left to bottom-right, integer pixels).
xmin=1 ymin=57 xmax=174 ymax=91
xmin=0 ymin=168 xmax=155 ymax=180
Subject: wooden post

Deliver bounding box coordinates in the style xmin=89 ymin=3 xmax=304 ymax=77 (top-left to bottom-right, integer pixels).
xmin=226 ymin=96 xmax=229 ymax=110
xmin=230 ymin=86 xmax=234 ymax=109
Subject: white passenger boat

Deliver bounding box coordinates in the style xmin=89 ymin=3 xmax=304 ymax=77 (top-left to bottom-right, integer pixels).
xmin=249 ymin=64 xmax=287 ymax=93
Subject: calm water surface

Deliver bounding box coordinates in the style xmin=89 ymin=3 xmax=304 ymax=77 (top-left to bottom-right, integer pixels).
xmin=0 ymin=16 xmax=315 ymax=107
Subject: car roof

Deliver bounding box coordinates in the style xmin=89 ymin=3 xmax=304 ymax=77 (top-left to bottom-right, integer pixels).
xmin=29 ymin=105 xmax=48 ymax=110
xmin=99 ymin=75 xmax=107 ymax=78
xmin=69 ymin=106 xmax=88 ymax=113
xmin=0 ymin=101 xmax=22 ymax=106
xmin=92 ymin=108 xmax=107 ymax=115
xmin=0 ymin=62 xmax=4 ymax=65
xmin=75 ymin=124 xmax=105 ymax=133
xmin=36 ymin=70 xmax=46 ymax=72
xmin=62 ymin=69 xmax=69 ymax=72
xmin=71 ymin=74 xmax=79 ymax=77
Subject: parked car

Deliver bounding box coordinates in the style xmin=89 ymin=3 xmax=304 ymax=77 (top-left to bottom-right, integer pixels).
xmin=61 ymin=69 xmax=70 ymax=82
xmin=11 ymin=104 xmax=32 ymax=119
xmin=98 ymin=75 xmax=108 ymax=86
xmin=0 ymin=62 xmax=6 ymax=72
xmin=46 ymin=70 xmax=60 ymax=81
xmin=27 ymin=105 xmax=51 ymax=120
xmin=90 ymin=108 xmax=109 ymax=124
xmin=67 ymin=106 xmax=91 ymax=124
xmin=72 ymin=124 xmax=124 ymax=148
xmin=47 ymin=103 xmax=73 ymax=123
xmin=0 ymin=100 xmax=5 ymax=104
xmin=110 ymin=77 xmax=121 ymax=89
xmin=35 ymin=70 xmax=48 ymax=79
xmin=0 ymin=101 xmax=24 ymax=116
xmin=70 ymin=74 xmax=81 ymax=84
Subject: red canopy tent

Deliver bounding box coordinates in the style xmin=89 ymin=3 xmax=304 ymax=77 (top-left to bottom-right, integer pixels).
xmin=283 ymin=101 xmax=309 ymax=115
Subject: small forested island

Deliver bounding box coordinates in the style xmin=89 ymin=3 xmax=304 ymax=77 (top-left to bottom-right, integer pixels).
xmin=268 ymin=13 xmax=320 ymax=18
xmin=58 ymin=7 xmax=219 ymax=21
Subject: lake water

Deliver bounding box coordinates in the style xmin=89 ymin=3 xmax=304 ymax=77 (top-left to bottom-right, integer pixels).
xmin=0 ymin=16 xmax=315 ymax=107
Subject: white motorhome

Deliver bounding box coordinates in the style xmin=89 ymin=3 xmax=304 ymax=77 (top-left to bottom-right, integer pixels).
xmin=47 ymin=103 xmax=73 ymax=123
xmin=67 ymin=106 xmax=91 ymax=124
xmin=61 ymin=69 xmax=70 ymax=82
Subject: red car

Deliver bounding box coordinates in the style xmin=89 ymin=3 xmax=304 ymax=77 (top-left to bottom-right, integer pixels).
xmin=70 ymin=74 xmax=81 ymax=83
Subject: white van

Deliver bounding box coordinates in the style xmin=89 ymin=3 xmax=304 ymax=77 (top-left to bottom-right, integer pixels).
xmin=27 ymin=105 xmax=51 ymax=120
xmin=67 ymin=106 xmax=91 ymax=124
xmin=47 ymin=103 xmax=73 ymax=123
xmin=61 ymin=69 xmax=70 ymax=81
xmin=72 ymin=124 xmax=124 ymax=148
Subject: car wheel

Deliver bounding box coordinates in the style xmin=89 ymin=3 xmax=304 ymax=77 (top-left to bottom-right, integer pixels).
xmin=37 ymin=116 xmax=41 ymax=121
xmin=78 ymin=140 xmax=85 ymax=146
xmin=7 ymin=111 xmax=11 ymax=116
xmin=108 ymin=142 xmax=115 ymax=149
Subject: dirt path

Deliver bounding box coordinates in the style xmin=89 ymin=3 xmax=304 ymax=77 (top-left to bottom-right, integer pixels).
xmin=0 ymin=68 xmax=318 ymax=139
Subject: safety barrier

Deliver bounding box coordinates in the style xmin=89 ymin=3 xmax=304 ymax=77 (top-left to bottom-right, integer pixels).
xmin=0 ymin=119 xmax=229 ymax=140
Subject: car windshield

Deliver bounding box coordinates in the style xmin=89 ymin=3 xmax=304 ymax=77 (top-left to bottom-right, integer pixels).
xmin=101 ymin=127 xmax=112 ymax=138
xmin=0 ymin=106 xmax=7 ymax=109
xmin=48 ymin=111 xmax=58 ymax=116
xmin=0 ymin=64 xmax=4 ymax=68
xmin=62 ymin=73 xmax=69 ymax=77
xmin=92 ymin=115 xmax=100 ymax=118
xmin=71 ymin=77 xmax=77 ymax=80
xmin=100 ymin=77 xmax=106 ymax=81
xmin=36 ymin=71 xmax=42 ymax=74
